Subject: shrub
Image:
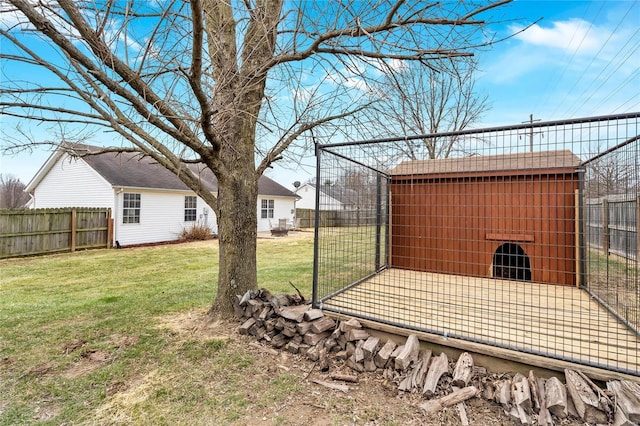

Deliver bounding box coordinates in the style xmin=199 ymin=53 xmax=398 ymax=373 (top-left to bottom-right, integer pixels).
xmin=179 ymin=223 xmax=215 ymax=241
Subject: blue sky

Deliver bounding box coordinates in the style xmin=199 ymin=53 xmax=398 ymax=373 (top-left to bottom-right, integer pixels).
xmin=478 ymin=0 xmax=639 ymax=125
xmin=1 ymin=0 xmax=638 ymax=187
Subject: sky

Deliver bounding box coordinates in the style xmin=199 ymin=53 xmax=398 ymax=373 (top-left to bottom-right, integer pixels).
xmin=1 ymin=0 xmax=639 ymax=188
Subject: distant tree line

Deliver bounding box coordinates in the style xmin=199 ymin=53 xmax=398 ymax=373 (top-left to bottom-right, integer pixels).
xmin=0 ymin=174 xmax=30 ymax=209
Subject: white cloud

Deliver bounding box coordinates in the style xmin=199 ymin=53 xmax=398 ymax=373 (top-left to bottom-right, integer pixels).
xmin=343 ymin=76 xmax=371 ymax=91
xmin=361 ymin=57 xmax=409 ymax=77
xmin=291 ymin=86 xmax=314 ymax=103
xmin=0 ymin=2 xmax=25 ymax=29
xmin=0 ymin=1 xmax=80 ymax=39
xmin=103 ymin=24 xmax=144 ymax=57
xmin=324 ymin=71 xmax=341 ymax=86
xmin=479 ymin=44 xmax=552 ymax=84
xmin=386 ymin=58 xmax=409 ymax=72
xmin=319 ymin=65 xmax=368 ymax=92
xmin=510 ymin=18 xmax=609 ymax=55
xmin=318 ymin=57 xmax=409 ymax=95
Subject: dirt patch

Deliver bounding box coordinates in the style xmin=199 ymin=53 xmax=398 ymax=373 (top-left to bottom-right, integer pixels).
xmin=86 ymin=311 xmax=586 ymax=425
xmin=147 ymin=311 xmax=570 ymax=425
xmin=57 ymin=335 xmax=137 ymax=379
xmin=109 ymin=334 xmax=140 ymax=349
xmin=61 ymin=349 xmax=112 ymax=379
xmin=34 ymin=404 xmax=61 ymax=421
xmin=81 ymin=348 xmax=111 ymax=362
xmin=0 ymin=356 xmax=15 ymax=369
xmin=105 ymin=381 xmax=128 ymax=397
xmin=94 ymin=369 xmax=173 ymax=424
xmin=62 ymin=338 xmax=87 ymax=354
xmin=157 ymin=310 xmax=234 ymax=342
xmin=257 ymin=230 xmax=315 ymax=241
xmin=234 ymin=349 xmax=521 ymax=426
xmin=22 ymin=361 xmax=57 ymax=378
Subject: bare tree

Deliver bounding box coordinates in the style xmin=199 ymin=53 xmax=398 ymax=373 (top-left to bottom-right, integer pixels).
xmin=364 ymin=58 xmax=489 ymax=160
xmin=0 ymin=174 xmax=30 ymax=208
xmin=585 ymin=151 xmax=639 ymax=198
xmin=0 ymin=0 xmax=512 ymax=317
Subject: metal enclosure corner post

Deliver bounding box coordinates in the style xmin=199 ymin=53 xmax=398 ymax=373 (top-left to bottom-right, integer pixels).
xmin=311 ymin=143 xmax=322 ymax=308
xmin=602 ymin=198 xmax=610 ymax=257
xmin=577 ymin=169 xmax=587 ymax=288
xmin=385 ymin=176 xmax=391 ymax=267
xmin=375 ymin=174 xmax=382 ymax=271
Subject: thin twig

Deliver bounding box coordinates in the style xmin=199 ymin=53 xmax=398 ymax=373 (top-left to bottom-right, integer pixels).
xmin=303 ymin=361 xmax=317 ymax=380
xmin=289 ymin=281 xmax=305 ymax=302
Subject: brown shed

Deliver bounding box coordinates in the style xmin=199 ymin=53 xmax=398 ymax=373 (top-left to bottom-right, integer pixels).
xmin=389 ymin=150 xmax=582 ymax=286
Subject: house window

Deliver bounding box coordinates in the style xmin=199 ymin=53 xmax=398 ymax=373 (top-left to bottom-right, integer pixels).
xmin=184 ymin=196 xmax=197 ymax=222
xmin=261 ymin=199 xmax=274 ymax=219
xmin=122 ymin=193 xmax=141 ymax=224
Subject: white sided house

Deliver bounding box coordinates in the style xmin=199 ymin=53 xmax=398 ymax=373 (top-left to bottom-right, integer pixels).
xmin=294 ymin=182 xmax=358 ymax=211
xmin=26 ymin=144 xmax=298 ymax=246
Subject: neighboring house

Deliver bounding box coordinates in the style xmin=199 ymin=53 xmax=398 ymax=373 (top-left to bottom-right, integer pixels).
xmin=25 ymin=144 xmax=298 ymax=246
xmin=294 ymin=182 xmax=358 ymax=211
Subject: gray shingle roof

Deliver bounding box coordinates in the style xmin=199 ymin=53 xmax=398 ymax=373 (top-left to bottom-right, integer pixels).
xmin=390 ymin=150 xmax=581 ymax=176
xmin=69 ymin=144 xmax=296 ymax=197
xmin=307 ymin=183 xmax=358 ymax=206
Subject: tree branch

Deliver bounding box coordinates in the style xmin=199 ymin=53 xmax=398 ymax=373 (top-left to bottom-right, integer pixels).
xmin=8 ymin=0 xmax=198 ymax=147
xmin=1 ymin=102 xmax=103 ymax=120
xmin=461 ymin=0 xmax=512 ymax=21
xmin=256 ymin=102 xmax=373 ymax=175
xmin=188 ymin=0 xmax=219 ymax=151
xmin=268 ymin=0 xmax=508 ymax=69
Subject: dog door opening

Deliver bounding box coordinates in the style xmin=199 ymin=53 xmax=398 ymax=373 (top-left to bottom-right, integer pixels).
xmin=493 ymin=243 xmax=532 ymax=281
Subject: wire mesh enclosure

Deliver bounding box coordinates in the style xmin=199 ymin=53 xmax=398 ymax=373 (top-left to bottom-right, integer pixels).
xmin=313 ymin=113 xmax=639 ymax=376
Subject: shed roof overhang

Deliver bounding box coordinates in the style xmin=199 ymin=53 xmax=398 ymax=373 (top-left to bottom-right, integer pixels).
xmin=390 ymin=150 xmax=582 ymax=180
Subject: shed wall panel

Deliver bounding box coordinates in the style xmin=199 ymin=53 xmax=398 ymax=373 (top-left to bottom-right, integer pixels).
xmin=390 ymin=172 xmax=579 ymax=286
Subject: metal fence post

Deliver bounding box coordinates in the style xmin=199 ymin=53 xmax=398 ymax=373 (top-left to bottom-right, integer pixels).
xmin=602 ymin=198 xmax=609 ymax=256
xmin=375 ymin=174 xmax=382 ymax=271
xmin=312 ymin=144 xmax=321 ymax=308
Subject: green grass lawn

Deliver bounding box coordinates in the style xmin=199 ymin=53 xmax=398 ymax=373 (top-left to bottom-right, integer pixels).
xmin=315 ymin=225 xmax=385 ymax=298
xmin=0 ymin=233 xmax=314 ymax=425
xmin=585 ymin=248 xmax=640 ymax=330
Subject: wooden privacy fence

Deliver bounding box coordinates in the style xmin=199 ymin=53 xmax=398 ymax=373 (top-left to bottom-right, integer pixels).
xmin=586 ymin=195 xmax=639 ymax=261
xmin=296 ymin=208 xmax=376 ymax=229
xmin=0 ymin=208 xmax=112 ymax=258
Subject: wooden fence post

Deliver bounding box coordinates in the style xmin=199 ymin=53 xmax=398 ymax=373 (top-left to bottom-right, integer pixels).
xmin=637 ymin=195 xmax=639 ymax=261
xmin=70 ymin=208 xmax=77 ymax=252
xmin=602 ymin=199 xmax=609 ymax=257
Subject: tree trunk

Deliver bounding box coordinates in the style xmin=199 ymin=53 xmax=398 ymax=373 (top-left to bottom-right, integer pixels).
xmin=209 ymin=144 xmax=259 ymax=318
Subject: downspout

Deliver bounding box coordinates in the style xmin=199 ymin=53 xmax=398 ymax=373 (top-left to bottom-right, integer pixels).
xmin=114 ymin=188 xmax=123 ymax=247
